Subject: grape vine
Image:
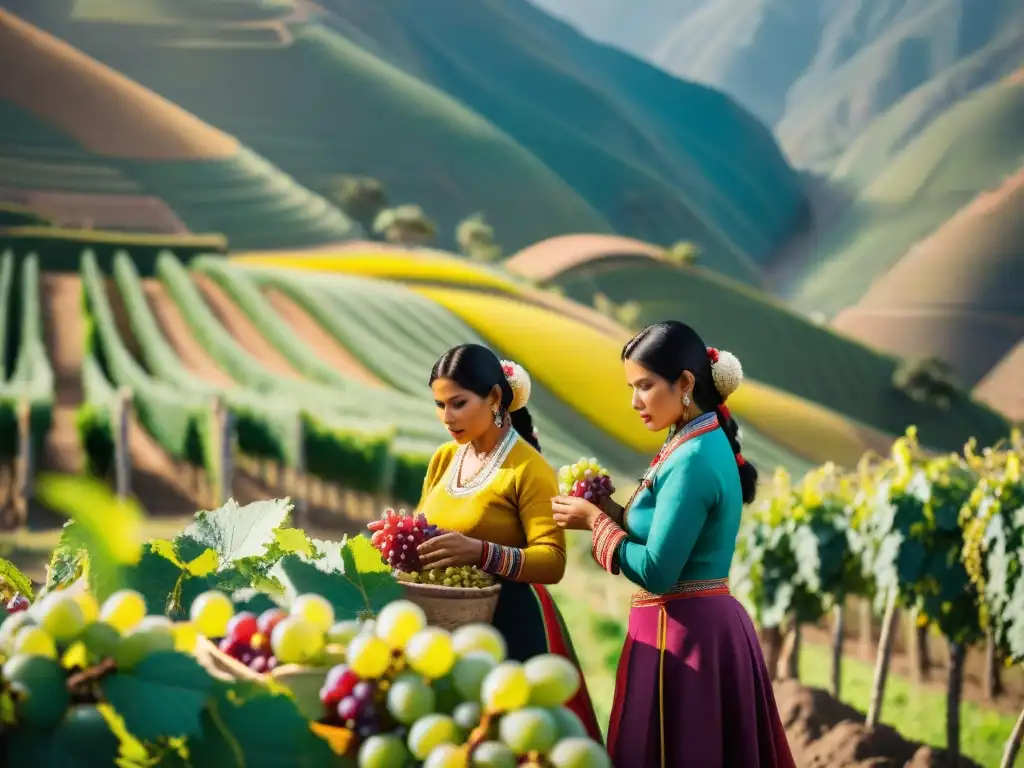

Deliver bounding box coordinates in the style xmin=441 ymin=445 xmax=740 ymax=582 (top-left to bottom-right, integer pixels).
xmin=0 ymin=474 xmax=611 ymax=767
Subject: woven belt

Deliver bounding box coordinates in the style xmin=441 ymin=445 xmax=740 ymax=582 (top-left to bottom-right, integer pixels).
xmin=631 ymin=578 xmax=730 ymax=607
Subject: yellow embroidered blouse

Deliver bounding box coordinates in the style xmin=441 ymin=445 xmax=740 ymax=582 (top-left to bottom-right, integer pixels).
xmin=417 ymin=431 xmax=566 ymax=584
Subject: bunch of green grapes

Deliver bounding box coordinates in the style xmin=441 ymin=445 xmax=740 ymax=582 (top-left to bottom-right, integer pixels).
xmin=189 ymin=589 xmax=353 ymax=672
xmin=300 ymin=599 xmax=611 ymax=767
xmin=557 ymin=458 xmax=615 ymax=507
xmin=401 ymin=567 xmax=496 ymax=589
xmin=0 ymin=585 xmax=196 ymax=742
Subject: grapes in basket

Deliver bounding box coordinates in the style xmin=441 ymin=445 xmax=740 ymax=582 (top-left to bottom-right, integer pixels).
xmin=558 ymin=458 xmax=615 ymax=506
xmin=368 ymin=509 xmax=496 ymax=590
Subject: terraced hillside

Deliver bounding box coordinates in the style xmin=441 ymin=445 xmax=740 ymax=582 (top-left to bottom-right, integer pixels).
xmin=535 ymin=0 xmax=1024 ymax=171
xmin=833 ymin=167 xmax=1024 ymax=388
xmin=234 ymin=247 xmax=1013 ymax=468
xmin=0 ymin=8 xmax=358 ymax=248
xmin=785 ymin=76 xmax=1024 ymax=317
xmin=500 ymin=236 xmax=1011 ymax=452
xmin=19 ymin=0 xmax=806 ymax=274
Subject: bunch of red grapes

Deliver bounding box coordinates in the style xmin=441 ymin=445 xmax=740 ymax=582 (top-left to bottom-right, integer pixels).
xmin=559 ymin=458 xmax=616 ymax=508
xmin=215 ymin=607 xmax=287 ymax=673
xmin=320 ymin=663 xmax=401 ymax=739
xmin=367 ymin=509 xmax=441 ymax=573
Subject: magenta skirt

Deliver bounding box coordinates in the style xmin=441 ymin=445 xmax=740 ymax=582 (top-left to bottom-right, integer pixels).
xmin=607 ymin=581 xmax=796 ymax=768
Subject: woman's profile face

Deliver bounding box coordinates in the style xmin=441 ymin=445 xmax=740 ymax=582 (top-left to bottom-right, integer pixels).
xmin=624 ymin=359 xmax=687 ymax=432
xmin=431 ymin=378 xmax=495 ymax=444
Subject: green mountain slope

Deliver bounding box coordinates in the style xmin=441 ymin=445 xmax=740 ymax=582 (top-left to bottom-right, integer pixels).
xmin=533 ymin=0 xmax=1024 ymax=171
xmin=789 ymin=77 xmax=1024 ymax=317
xmin=545 ymin=254 xmax=1009 ymax=452
xmin=320 ymin=0 xmax=806 ymax=280
xmin=29 ymin=0 xmax=806 ymax=274
xmin=833 ymin=167 xmax=1024 ymax=387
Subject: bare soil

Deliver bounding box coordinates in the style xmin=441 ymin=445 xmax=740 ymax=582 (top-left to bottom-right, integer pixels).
xmin=504 ymin=233 xmax=666 ymax=281
xmin=144 ymin=279 xmax=233 ymax=387
xmin=774 ymin=680 xmax=982 ymax=767
xmin=191 ymin=273 xmax=299 ymax=378
xmin=0 ymin=9 xmax=238 ymax=160
xmin=264 ymin=288 xmax=383 ymax=387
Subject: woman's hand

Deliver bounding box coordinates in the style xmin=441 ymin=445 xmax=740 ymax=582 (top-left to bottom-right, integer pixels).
xmin=551 ymin=496 xmax=603 ymax=531
xmin=417 ymin=532 xmax=484 ymax=571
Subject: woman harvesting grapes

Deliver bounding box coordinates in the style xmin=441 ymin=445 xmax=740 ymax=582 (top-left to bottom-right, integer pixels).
xmin=551 ymin=321 xmax=795 ymax=768
xmin=413 ymin=343 xmax=602 ymax=741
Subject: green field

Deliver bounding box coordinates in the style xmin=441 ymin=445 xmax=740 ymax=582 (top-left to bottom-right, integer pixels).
xmin=550 ymin=255 xmax=1010 ymax=453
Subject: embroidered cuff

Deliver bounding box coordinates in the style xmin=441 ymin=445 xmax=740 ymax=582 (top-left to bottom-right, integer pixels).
xmin=602 ymin=500 xmax=625 ymax=527
xmin=591 ymin=513 xmax=627 ymax=575
xmin=480 ymin=542 xmax=525 ymax=580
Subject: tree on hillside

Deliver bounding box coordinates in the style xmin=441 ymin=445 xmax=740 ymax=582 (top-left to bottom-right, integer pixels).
xmin=892 ymin=356 xmax=959 ymax=410
xmin=592 ymin=293 xmax=641 ymax=329
xmin=329 ymin=176 xmax=388 ymax=237
xmin=373 ymin=205 xmax=437 ymax=246
xmin=456 ymin=212 xmax=502 ymax=262
xmin=664 ymin=240 xmax=700 ymax=267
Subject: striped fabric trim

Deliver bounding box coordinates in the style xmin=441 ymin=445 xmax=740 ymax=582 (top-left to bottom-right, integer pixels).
xmin=479 ymin=541 xmax=524 ymax=580
xmin=529 ymin=585 xmax=604 ymax=743
xmin=631 ymin=577 xmax=730 ymax=607
xmin=591 ymin=513 xmax=627 ymax=574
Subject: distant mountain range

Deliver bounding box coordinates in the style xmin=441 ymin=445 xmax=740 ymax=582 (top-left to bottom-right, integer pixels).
xmin=0 ymin=0 xmax=807 ymax=275
xmin=531 ymin=0 xmax=1024 ymax=169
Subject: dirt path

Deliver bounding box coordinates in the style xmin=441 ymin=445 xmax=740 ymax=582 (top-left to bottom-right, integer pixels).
xmin=144 ymin=279 xmax=234 ymax=387
xmin=40 ymin=273 xmax=85 ymax=476
xmin=264 ymin=288 xmax=384 ymax=387
xmin=101 ymin=279 xmax=200 ymax=517
xmin=191 ymin=273 xmax=299 ymax=378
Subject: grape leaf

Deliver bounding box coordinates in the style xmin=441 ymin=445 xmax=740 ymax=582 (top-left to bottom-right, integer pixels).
xmin=0 ymin=558 xmax=33 ymax=601
xmin=188 ymin=690 xmax=344 ymax=768
xmin=272 ymin=535 xmax=402 ymax=620
xmin=101 ymin=652 xmax=213 ymax=741
xmin=3 ymin=723 xmax=118 ymax=768
xmin=179 ymin=498 xmax=294 ymax=569
xmin=36 ymin=475 xmax=145 ymax=596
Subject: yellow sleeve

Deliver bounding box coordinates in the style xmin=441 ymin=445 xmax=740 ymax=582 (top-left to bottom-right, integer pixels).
xmin=481 ymin=453 xmax=566 ymax=584
xmin=419 ymin=443 xmax=455 ymax=504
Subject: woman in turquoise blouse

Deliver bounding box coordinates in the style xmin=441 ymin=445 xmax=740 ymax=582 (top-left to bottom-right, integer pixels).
xmin=551 ymin=321 xmax=795 ymax=768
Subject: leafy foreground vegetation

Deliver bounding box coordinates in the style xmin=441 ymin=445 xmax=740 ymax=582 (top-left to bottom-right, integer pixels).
xmin=0 ymin=478 xmax=610 ymax=767
xmin=731 ymin=427 xmax=1024 ymax=766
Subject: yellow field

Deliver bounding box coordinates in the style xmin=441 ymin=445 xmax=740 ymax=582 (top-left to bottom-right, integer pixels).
xmin=416 ymin=287 xmax=891 ymax=465
xmin=416 ymin=286 xmax=663 ymax=452
xmin=232 ymin=251 xmax=524 ymax=294
xmin=3 ymin=226 xmax=228 ymax=248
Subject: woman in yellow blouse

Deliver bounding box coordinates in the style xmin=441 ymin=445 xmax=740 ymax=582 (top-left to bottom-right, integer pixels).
xmin=415 ymin=344 xmax=602 ymax=741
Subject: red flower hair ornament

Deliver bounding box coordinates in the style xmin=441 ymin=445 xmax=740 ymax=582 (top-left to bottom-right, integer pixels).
xmin=499 ymin=360 xmax=532 ymax=411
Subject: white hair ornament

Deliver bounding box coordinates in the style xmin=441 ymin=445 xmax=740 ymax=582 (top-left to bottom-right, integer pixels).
xmin=500 ymin=359 xmax=532 ymax=411
xmin=707 ymin=347 xmax=743 ymax=400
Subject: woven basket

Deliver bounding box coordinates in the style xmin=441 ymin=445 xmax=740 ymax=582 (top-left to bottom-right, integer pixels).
xmin=193 ymin=636 xmax=354 ymax=754
xmin=400 ymin=581 xmax=502 ymax=631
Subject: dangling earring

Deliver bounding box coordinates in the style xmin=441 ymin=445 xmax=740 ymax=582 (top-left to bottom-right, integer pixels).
xmin=492 ymin=406 xmax=503 ymax=427
xmin=682 ymin=393 xmax=691 ymax=422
